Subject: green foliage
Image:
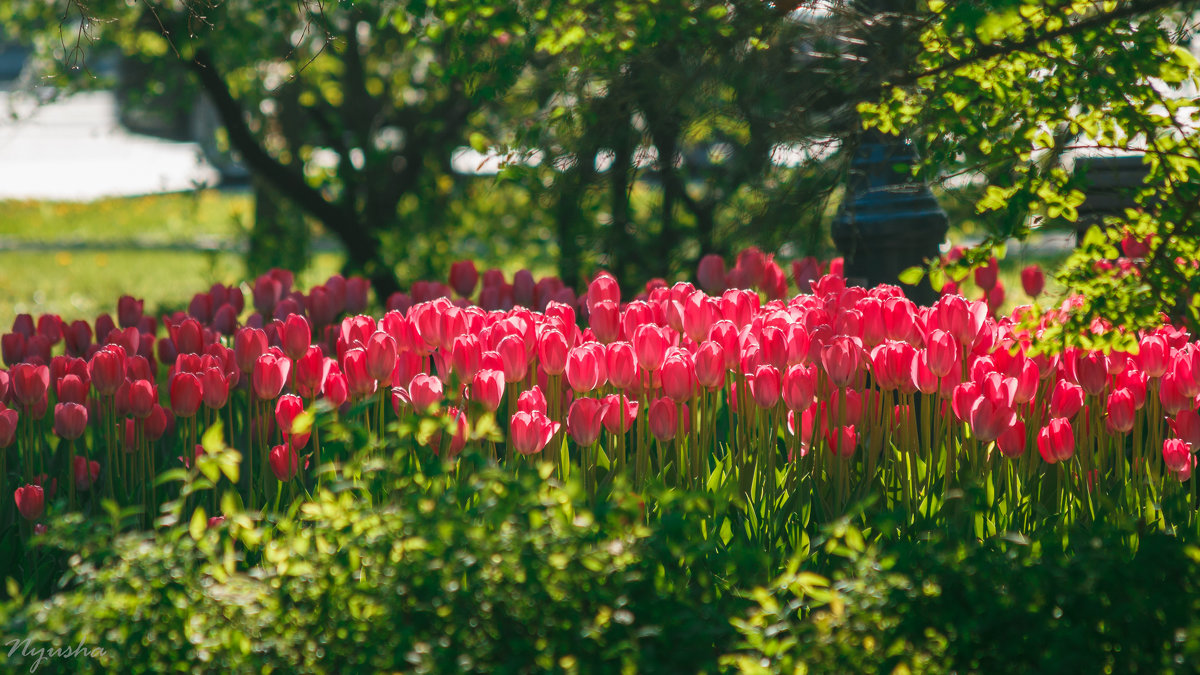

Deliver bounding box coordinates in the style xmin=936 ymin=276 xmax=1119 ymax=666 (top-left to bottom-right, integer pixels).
xmin=0 ymin=457 xmax=760 ymax=674
xmin=727 ymin=521 xmax=1200 ymax=674
xmin=860 ymin=0 xmax=1200 ymax=345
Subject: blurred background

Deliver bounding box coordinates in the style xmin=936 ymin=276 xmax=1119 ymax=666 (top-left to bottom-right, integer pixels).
xmin=0 ymin=2 xmax=1107 ymax=331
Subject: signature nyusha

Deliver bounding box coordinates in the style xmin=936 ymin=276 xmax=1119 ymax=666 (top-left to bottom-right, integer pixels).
xmin=6 ymin=637 xmax=107 ymax=673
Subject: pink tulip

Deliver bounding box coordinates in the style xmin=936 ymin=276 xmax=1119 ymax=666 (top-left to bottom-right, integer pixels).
xmin=1159 ymin=371 xmax=1196 ymax=414
xmin=234 ymin=328 xmax=269 ymax=373
xmin=341 ymin=348 xmax=376 ymax=399
xmin=1163 ymin=438 xmax=1196 ymax=480
xmin=566 ymin=344 xmax=605 ymax=393
xmin=606 ymin=342 xmax=638 ymax=390
xmin=567 ymin=397 xmax=604 ymax=447
xmin=509 ymin=410 xmax=560 ymax=455
xmin=660 ymin=351 xmax=696 ymax=403
xmin=517 ymin=386 xmax=548 ymax=416
xmin=1037 ymin=418 xmax=1075 ymax=464
xmin=469 ymin=369 xmax=504 ymax=412
xmin=974 ymin=256 xmax=998 ymax=291
xmin=820 ymin=336 xmax=863 ymax=388
xmin=826 ymin=424 xmax=857 ymax=458
xmin=1137 ymin=334 xmax=1169 ymax=378
xmin=648 ymin=398 xmax=679 ymax=442
xmin=601 ymin=394 xmax=639 ymax=434
xmin=538 ymin=328 xmax=570 ymax=376
xmin=408 ymin=374 xmax=444 ymax=412
xmin=632 ymin=324 xmax=669 ymax=372
xmin=747 ymin=365 xmax=782 ymax=409
xmin=968 ymin=396 xmax=1015 ymax=443
xmin=365 ymin=332 xmax=399 ymax=386
xmin=697 ymin=254 xmax=726 ymax=294
xmin=694 ymin=341 xmax=725 ymax=390
xmin=72 ymin=455 xmax=100 ymax=491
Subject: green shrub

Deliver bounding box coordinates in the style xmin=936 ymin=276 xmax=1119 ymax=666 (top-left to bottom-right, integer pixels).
xmin=0 ymin=458 xmax=762 ymax=674
xmin=727 ymin=522 xmax=1200 ymax=674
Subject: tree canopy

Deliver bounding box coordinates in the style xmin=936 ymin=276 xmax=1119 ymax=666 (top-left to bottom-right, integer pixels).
xmin=6 ymin=0 xmax=1200 ymax=340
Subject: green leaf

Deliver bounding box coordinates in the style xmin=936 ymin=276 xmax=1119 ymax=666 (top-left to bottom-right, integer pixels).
xmin=898 ymin=266 xmax=925 ymax=285
xmin=190 ymin=506 xmax=208 ymax=541
xmin=469 ymin=131 xmax=488 ymax=153
xmin=202 ymin=422 xmax=225 ymax=454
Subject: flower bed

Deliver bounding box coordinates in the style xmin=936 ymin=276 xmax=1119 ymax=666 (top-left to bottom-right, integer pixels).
xmin=0 ymin=246 xmax=1197 ymax=570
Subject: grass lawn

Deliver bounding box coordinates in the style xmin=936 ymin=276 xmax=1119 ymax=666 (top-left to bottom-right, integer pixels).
xmin=0 ymin=190 xmax=253 ymax=244
xmin=0 ymin=189 xmax=346 ymax=331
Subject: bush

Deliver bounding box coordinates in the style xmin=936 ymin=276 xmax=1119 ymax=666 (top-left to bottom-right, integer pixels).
xmin=727 ymin=521 xmax=1200 ymax=674
xmin=0 ymin=456 xmax=763 ymax=674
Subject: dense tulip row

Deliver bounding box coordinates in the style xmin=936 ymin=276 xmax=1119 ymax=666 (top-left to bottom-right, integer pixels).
xmin=1 ymin=244 xmax=1196 ymax=542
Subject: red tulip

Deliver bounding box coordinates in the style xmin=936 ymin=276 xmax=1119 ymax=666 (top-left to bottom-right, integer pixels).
xmin=253 ymin=351 xmax=292 ymax=400
xmin=974 ymin=256 xmax=999 ymax=291
xmin=55 ymin=373 xmax=89 ymax=405
xmin=117 ymin=295 xmax=144 ymax=329
xmin=1137 ymin=334 xmax=1169 ymax=378
xmin=147 ymin=405 xmax=172 ymax=441
xmin=63 ymin=320 xmax=93 ymax=357
xmin=496 ymin=334 xmax=530 ymax=384
xmin=509 ymin=410 xmax=560 ymax=455
xmin=129 ymin=379 xmax=157 ymax=419
xmin=199 ymin=367 xmax=230 ymax=409
xmin=72 ymin=455 xmax=100 ymax=491
xmin=11 ymin=363 xmax=50 ymax=407
xmin=567 ymin=397 xmax=604 ymax=447
xmin=996 ymin=419 xmax=1027 ymax=458
xmin=269 ymin=444 xmax=300 ymax=481
xmin=234 ymin=328 xmax=269 ymax=373
xmin=279 ymin=314 xmax=312 ymax=361
xmin=323 ymin=367 xmax=349 ymax=408
xmin=449 ymin=259 xmax=480 ymax=298
xmin=275 ymin=394 xmax=310 ymax=449
xmin=1020 ymin=265 xmax=1045 ymax=298
xmin=1105 ymin=387 xmax=1136 ymax=433
xmin=53 ymin=402 xmax=88 ymax=440
xmin=340 ymin=348 xmax=376 ymax=399
xmin=169 ymin=372 xmax=204 ymax=418
xmin=1049 ymin=380 xmax=1085 ymax=419
xmin=0 ymin=407 xmax=17 ymax=448
xmin=14 ymin=485 xmax=44 ymax=521
xmin=1037 ymin=418 xmax=1075 ymax=464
